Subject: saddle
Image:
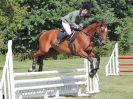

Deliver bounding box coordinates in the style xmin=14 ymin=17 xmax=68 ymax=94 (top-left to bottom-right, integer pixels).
xmin=57 ymin=29 xmax=79 ymax=54
xmin=57 ymin=29 xmax=79 ymax=45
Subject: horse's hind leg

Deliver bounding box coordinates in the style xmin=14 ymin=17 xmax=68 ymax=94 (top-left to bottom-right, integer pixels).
xmin=30 ymin=41 xmax=51 ymax=72
xmin=37 ymin=56 xmax=44 ymax=71
xmin=28 ymin=50 xmax=44 ymax=72
xmin=32 ymin=57 xmax=38 ymax=71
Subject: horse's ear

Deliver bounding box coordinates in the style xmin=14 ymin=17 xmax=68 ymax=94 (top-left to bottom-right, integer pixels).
xmin=106 ymin=23 xmax=109 ymax=27
xmin=100 ymin=20 xmax=108 ymax=27
xmin=102 ymin=20 xmax=108 ymax=26
xmin=103 ymin=21 xmax=109 ymax=27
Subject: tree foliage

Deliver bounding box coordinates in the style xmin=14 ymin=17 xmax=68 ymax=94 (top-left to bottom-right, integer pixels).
xmin=0 ymin=0 xmax=133 ymax=59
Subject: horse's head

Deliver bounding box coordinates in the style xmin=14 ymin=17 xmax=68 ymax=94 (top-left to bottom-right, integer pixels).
xmin=84 ymin=19 xmax=108 ymax=45
xmin=94 ymin=20 xmax=108 ymax=45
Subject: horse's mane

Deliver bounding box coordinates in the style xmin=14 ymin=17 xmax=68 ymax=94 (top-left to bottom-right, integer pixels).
xmin=84 ymin=19 xmax=108 ymax=28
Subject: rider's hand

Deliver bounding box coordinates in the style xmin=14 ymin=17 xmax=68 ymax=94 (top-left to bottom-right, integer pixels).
xmin=78 ymin=26 xmax=83 ymax=30
xmin=73 ymin=26 xmax=83 ymax=31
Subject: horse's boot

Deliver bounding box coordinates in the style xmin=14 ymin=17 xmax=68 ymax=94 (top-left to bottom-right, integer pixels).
xmin=55 ymin=30 xmax=67 ymax=47
xmin=89 ymin=69 xmax=98 ymax=78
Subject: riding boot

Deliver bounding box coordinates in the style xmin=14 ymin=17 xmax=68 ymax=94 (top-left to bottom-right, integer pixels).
xmin=68 ymin=33 xmax=76 ymax=46
xmin=55 ymin=30 xmax=67 ymax=47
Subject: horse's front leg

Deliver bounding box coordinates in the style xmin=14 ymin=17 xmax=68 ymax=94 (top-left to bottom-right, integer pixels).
xmin=87 ymin=52 xmax=100 ymax=78
xmin=95 ymin=54 xmax=100 ymax=70
xmin=78 ymin=50 xmax=97 ymax=78
xmin=87 ymin=57 xmax=96 ymax=78
xmin=88 ymin=53 xmax=100 ymax=78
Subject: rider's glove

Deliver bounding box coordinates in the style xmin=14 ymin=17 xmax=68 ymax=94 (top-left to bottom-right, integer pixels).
xmin=77 ymin=26 xmax=83 ymax=30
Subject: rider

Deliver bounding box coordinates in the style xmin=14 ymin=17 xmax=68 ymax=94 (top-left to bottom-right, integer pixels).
xmin=55 ymin=2 xmax=91 ymax=47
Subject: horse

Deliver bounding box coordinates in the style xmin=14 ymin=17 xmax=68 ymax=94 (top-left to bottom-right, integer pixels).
xmin=29 ymin=19 xmax=108 ymax=78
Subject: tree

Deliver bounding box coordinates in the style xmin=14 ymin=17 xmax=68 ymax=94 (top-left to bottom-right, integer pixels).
xmin=0 ymin=0 xmax=28 ymax=55
xmin=0 ymin=0 xmax=133 ymax=59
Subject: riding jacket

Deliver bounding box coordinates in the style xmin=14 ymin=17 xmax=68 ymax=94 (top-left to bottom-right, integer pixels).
xmin=61 ymin=10 xmax=86 ymax=29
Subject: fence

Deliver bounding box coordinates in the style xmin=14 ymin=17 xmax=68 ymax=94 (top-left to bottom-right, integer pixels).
xmin=0 ymin=40 xmax=99 ymax=99
xmin=106 ymin=43 xmax=133 ymax=76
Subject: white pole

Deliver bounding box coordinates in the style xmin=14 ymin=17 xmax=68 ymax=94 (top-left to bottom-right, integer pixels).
xmin=3 ymin=79 xmax=7 ymax=99
xmin=8 ymin=40 xmax=16 ymax=99
xmin=7 ymin=63 xmax=11 ymax=99
xmin=0 ymin=82 xmax=2 ymax=99
xmin=84 ymin=59 xmax=90 ymax=95
xmin=112 ymin=53 xmax=115 ymax=75
xmin=15 ymin=68 xmax=84 ymax=77
xmin=115 ymin=43 xmax=119 ymax=75
xmin=109 ymin=60 xmax=112 ymax=74
xmin=1 ymin=46 xmax=10 ymax=99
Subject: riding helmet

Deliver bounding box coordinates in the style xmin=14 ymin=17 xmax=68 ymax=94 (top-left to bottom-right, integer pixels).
xmin=81 ymin=2 xmax=91 ymax=10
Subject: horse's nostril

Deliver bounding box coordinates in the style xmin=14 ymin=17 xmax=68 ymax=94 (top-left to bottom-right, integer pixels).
xmin=102 ymin=43 xmax=105 ymax=46
xmin=102 ymin=41 xmax=106 ymax=45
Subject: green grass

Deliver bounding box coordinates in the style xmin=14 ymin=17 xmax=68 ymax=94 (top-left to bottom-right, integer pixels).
xmin=0 ymin=57 xmax=133 ymax=99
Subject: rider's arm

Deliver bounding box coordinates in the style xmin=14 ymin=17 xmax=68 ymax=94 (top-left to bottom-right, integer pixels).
xmin=62 ymin=10 xmax=79 ymax=29
xmin=69 ymin=11 xmax=86 ymax=29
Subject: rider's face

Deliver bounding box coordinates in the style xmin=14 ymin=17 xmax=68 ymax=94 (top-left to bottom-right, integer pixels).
xmin=81 ymin=9 xmax=89 ymax=16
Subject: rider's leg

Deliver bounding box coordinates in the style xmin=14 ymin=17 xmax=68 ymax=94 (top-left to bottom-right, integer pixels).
xmin=55 ymin=29 xmax=67 ymax=46
xmin=55 ymin=22 xmax=72 ymax=47
xmin=62 ymin=22 xmax=76 ymax=46
xmin=67 ymin=32 xmax=77 ymax=46
xmin=62 ymin=22 xmax=72 ymax=35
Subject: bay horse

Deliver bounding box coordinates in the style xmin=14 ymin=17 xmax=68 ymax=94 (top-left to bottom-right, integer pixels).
xmin=29 ymin=19 xmax=108 ymax=78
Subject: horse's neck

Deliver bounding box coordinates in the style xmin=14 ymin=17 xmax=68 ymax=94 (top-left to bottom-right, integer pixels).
xmin=83 ymin=23 xmax=97 ymax=38
xmin=75 ymin=23 xmax=98 ymax=48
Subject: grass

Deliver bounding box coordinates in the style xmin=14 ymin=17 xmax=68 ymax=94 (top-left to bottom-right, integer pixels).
xmin=0 ymin=57 xmax=133 ymax=99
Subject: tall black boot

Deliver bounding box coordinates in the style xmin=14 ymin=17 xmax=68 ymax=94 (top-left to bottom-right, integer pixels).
xmin=68 ymin=32 xmax=77 ymax=46
xmin=55 ymin=30 xmax=67 ymax=47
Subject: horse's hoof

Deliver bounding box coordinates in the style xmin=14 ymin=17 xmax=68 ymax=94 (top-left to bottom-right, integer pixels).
xmin=28 ymin=68 xmax=36 ymax=72
xmin=89 ymin=69 xmax=97 ymax=78
xmin=28 ymin=68 xmax=32 ymax=72
xmin=89 ymin=72 xmax=94 ymax=78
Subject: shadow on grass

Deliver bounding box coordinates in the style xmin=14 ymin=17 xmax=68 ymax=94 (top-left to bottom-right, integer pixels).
xmin=0 ymin=67 xmax=3 ymax=70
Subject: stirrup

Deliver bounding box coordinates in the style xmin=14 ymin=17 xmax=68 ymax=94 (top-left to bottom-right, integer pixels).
xmin=68 ymin=40 xmax=71 ymax=46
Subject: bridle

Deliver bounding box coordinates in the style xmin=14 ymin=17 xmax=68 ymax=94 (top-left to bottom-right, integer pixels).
xmin=80 ymin=26 xmax=104 ymax=45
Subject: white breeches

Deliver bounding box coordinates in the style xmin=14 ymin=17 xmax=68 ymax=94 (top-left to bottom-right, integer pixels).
xmin=62 ymin=22 xmax=72 ymax=35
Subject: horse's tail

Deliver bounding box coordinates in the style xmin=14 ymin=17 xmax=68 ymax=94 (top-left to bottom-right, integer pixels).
xmin=35 ymin=32 xmax=44 ymax=71
xmin=35 ymin=32 xmax=43 ymax=50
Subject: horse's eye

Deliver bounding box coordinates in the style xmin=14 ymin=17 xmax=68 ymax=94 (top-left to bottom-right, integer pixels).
xmin=101 ymin=27 xmax=104 ymax=31
xmin=101 ymin=27 xmax=107 ymax=32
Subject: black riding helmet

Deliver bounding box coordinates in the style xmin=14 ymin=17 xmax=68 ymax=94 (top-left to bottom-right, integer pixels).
xmin=81 ymin=2 xmax=91 ymax=11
